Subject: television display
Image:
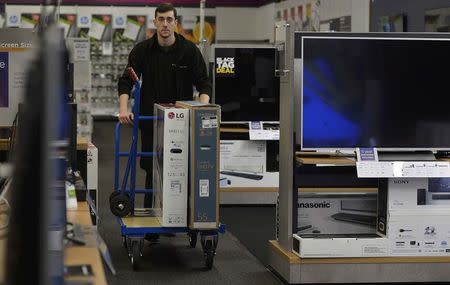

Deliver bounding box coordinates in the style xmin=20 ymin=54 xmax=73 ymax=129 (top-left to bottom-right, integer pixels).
xmin=213 ymin=47 xmax=280 ymax=122
xmin=301 ymin=36 xmax=450 ymax=150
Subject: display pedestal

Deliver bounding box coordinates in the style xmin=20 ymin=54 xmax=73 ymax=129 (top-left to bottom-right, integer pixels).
xmin=269 ymin=239 xmax=450 ymax=284
xmin=269 ymin=153 xmax=450 ymax=284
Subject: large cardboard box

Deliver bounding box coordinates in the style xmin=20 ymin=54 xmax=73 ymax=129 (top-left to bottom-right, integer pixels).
xmin=297 ymin=193 xmax=378 ymax=235
xmin=292 ymin=234 xmax=388 ymax=258
xmin=176 ymin=101 xmax=220 ymax=229
xmin=153 ymin=104 xmax=189 ymax=227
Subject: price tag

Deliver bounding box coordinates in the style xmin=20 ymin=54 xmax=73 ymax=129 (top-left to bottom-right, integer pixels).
xmin=249 ymin=121 xmax=279 ymax=140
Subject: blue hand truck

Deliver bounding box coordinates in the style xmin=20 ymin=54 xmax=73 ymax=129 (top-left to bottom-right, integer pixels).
xmin=109 ymin=67 xmax=225 ymax=270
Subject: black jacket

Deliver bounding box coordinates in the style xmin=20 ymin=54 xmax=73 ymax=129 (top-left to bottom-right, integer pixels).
xmin=118 ymin=32 xmax=211 ymax=120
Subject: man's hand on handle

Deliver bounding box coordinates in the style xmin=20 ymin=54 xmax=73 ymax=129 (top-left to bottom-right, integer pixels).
xmin=118 ymin=93 xmax=133 ymax=124
xmin=118 ymin=110 xmax=134 ymax=124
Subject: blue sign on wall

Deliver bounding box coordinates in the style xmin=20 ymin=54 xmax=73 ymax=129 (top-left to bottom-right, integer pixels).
xmin=0 ymin=52 xmax=8 ymax=108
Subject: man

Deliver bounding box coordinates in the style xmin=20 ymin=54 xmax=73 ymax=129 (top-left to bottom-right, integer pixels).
xmin=118 ymin=3 xmax=211 ymax=210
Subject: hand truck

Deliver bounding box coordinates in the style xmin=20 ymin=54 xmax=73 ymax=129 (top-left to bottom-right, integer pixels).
xmin=109 ymin=67 xmax=225 ymax=270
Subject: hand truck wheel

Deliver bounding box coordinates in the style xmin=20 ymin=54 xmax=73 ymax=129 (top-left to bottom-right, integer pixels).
xmin=131 ymin=240 xmax=141 ymax=271
xmin=110 ymin=193 xmax=132 ymax=217
xmin=109 ymin=191 xmax=122 ymax=203
xmin=188 ymin=232 xmax=197 ymax=248
xmin=204 ymin=240 xmax=214 ymax=270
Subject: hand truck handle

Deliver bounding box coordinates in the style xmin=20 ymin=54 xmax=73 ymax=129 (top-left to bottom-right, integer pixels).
xmin=127 ymin=67 xmax=139 ymax=83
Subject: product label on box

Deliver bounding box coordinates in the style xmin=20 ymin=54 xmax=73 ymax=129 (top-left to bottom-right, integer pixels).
xmin=363 ymin=245 xmax=388 ymax=255
xmin=201 ymin=115 xmax=218 ymax=129
xmin=387 ymin=215 xmax=450 ymax=256
xmin=199 ymin=179 xmax=210 ymax=197
xmin=170 ymin=181 xmax=182 ymax=195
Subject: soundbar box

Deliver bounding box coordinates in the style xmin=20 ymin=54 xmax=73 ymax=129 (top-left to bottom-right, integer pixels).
xmin=292 ymin=234 xmax=388 ymax=258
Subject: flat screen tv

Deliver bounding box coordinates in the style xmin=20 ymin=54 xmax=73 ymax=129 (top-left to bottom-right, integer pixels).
xmin=300 ymin=35 xmax=450 ymax=151
xmin=213 ymin=46 xmax=280 ymax=122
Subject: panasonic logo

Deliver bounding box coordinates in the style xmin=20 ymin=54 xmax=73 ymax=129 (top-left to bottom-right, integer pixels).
xmin=298 ymin=202 xmax=331 ymax=208
xmin=393 ymin=180 xmax=409 ymax=184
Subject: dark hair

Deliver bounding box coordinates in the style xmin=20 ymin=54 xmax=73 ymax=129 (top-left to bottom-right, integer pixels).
xmin=155 ymin=3 xmax=177 ymax=19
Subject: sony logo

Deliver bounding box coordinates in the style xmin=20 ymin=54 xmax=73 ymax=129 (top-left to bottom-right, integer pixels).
xmin=298 ymin=202 xmax=331 ymax=208
xmin=393 ymin=180 xmax=409 ymax=184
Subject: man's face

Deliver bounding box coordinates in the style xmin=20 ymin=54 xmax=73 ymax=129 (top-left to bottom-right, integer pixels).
xmin=153 ymin=10 xmax=177 ymax=39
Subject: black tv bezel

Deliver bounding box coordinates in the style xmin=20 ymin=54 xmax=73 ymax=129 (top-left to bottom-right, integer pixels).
xmin=295 ymin=31 xmax=450 ymax=152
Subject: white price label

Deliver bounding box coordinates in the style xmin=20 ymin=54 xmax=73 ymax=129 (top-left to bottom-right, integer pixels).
xmin=199 ymin=179 xmax=209 ymax=197
xmin=202 ymin=116 xmax=218 ymax=129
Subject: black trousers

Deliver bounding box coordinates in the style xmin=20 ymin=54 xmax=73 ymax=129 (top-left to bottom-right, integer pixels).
xmin=140 ymin=125 xmax=153 ymax=208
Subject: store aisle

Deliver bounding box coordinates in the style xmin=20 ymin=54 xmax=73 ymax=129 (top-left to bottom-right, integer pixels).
xmin=93 ymin=120 xmax=282 ymax=285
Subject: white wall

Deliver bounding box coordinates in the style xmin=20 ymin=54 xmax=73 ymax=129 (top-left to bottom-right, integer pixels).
xmin=320 ymin=0 xmax=352 ymax=21
xmin=273 ymin=0 xmax=370 ymax=32
xmin=215 ymin=3 xmax=275 ymax=42
xmin=216 ymin=7 xmax=260 ymax=42
xmin=258 ymin=3 xmax=276 ymax=42
xmin=351 ymin=0 xmax=370 ymax=32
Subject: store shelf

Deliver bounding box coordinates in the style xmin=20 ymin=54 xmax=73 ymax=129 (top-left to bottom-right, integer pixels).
xmin=298 ymin=187 xmax=377 ymax=193
xmin=220 ymin=187 xmax=278 ymax=204
xmin=295 ymin=156 xmax=356 ymax=166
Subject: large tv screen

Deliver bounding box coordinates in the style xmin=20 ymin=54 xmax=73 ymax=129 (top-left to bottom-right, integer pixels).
xmin=301 ymin=36 xmax=450 ymax=150
xmin=213 ymin=47 xmax=280 ymax=122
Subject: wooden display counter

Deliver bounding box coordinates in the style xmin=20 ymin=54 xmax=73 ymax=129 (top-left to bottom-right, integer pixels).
xmin=270 ymin=240 xmax=450 ymax=264
xmin=66 ymin=202 xmax=107 ymax=285
xmin=0 ymin=202 xmax=107 ymax=285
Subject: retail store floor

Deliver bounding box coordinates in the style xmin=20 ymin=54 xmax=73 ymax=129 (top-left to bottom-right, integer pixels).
xmin=93 ymin=120 xmax=281 ymax=285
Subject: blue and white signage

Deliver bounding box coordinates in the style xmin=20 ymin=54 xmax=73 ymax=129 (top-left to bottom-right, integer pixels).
xmin=6 ymin=13 xmax=21 ymax=27
xmin=113 ymin=14 xmax=126 ymax=29
xmin=77 ymin=13 xmax=92 ymax=28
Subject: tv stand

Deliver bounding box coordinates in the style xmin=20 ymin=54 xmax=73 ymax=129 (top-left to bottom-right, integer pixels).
xmin=378 ymin=151 xmax=436 ymax=161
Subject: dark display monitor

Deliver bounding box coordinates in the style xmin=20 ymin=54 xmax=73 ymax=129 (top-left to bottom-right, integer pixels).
xmin=213 ymin=47 xmax=280 ymax=122
xmin=301 ymin=36 xmax=450 ymax=150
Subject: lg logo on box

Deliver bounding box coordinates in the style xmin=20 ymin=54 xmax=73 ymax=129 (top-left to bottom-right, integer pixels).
xmin=168 ymin=112 xmax=184 ymax=119
xmin=0 ymin=61 xmax=5 ymax=70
